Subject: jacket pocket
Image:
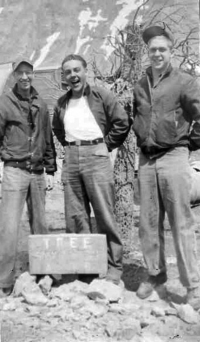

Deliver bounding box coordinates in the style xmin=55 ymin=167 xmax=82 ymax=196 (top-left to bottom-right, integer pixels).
xmin=91 ymin=143 xmax=109 ymax=157
xmin=155 ymin=110 xmax=177 ymax=145
xmin=133 ymin=114 xmax=148 ymax=141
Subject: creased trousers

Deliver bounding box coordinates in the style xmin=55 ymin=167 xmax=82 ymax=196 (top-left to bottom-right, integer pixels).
xmin=0 ymin=166 xmax=47 ymax=288
xmin=139 ymin=147 xmax=200 ymax=289
xmin=61 ymin=142 xmax=123 ymax=280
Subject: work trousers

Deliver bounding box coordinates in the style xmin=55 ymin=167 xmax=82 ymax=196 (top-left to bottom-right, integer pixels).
xmin=0 ymin=166 xmax=47 ymax=288
xmin=61 ymin=142 xmax=123 ymax=281
xmin=139 ymin=146 xmax=200 ymax=289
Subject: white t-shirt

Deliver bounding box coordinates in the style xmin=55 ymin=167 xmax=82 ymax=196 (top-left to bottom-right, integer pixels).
xmin=64 ymin=96 xmax=103 ymax=142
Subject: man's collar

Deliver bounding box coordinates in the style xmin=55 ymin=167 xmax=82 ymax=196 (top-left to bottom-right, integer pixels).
xmin=146 ymin=63 xmax=172 ymax=79
xmin=83 ymin=83 xmax=90 ymax=96
xmin=66 ymin=83 xmax=91 ymax=99
xmin=12 ymin=84 xmax=38 ymax=101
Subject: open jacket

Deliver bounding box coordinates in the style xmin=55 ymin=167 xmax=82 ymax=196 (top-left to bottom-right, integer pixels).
xmin=52 ymin=84 xmax=131 ymax=152
xmin=0 ymin=85 xmax=56 ymax=173
xmin=133 ymin=64 xmax=200 ymax=157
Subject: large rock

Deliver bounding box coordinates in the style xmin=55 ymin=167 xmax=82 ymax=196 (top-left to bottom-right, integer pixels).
xmin=38 ymin=275 xmax=53 ymax=295
xmin=86 ymin=279 xmax=124 ymax=303
xmin=22 ymin=289 xmax=48 ymax=306
xmin=172 ymin=303 xmax=199 ymax=324
xmin=51 ymin=280 xmax=89 ymax=301
xmin=151 ymin=306 xmax=166 ymax=317
xmin=13 ymin=272 xmax=37 ymax=297
xmin=12 ymin=271 xmax=48 ymax=306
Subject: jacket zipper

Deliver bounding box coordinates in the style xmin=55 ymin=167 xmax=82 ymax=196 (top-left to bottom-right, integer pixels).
xmin=146 ymin=75 xmax=153 ymax=147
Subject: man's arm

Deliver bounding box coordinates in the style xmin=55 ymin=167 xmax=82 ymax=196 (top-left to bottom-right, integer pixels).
xmin=52 ymin=105 xmax=66 ymax=146
xmin=181 ymin=77 xmax=200 ymax=150
xmin=43 ymin=106 xmax=57 ymax=179
xmin=0 ymin=102 xmax=7 ymax=161
xmin=103 ymin=90 xmax=131 ymax=151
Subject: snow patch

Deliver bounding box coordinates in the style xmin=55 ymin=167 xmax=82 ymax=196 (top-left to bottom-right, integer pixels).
xmin=30 ymin=51 xmax=35 ymax=61
xmin=101 ymin=0 xmax=144 ymax=57
xmin=82 ymin=44 xmax=90 ymax=55
xmin=0 ymin=62 xmax=13 ymax=95
xmin=0 ymin=7 xmax=4 ymax=14
xmin=75 ymin=36 xmax=91 ymax=54
xmin=34 ymin=32 xmax=60 ymax=68
xmin=75 ymin=8 xmax=106 ymax=54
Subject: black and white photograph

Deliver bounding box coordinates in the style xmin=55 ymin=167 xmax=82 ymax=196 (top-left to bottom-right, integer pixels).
xmin=0 ymin=0 xmax=199 ymax=341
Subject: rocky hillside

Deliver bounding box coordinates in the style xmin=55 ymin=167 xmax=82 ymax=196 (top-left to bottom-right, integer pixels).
xmin=0 ymin=0 xmax=198 ymax=74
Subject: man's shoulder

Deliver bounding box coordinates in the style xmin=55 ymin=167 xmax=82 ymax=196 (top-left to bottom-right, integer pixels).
xmin=89 ymin=85 xmax=115 ymax=101
xmin=0 ymin=90 xmax=14 ymax=106
xmin=136 ymin=67 xmax=195 ymax=86
xmin=90 ymin=84 xmax=110 ymax=95
xmin=171 ymin=67 xmax=199 ymax=89
xmin=31 ymin=87 xmax=47 ymax=106
xmin=57 ymin=91 xmax=69 ymax=107
xmin=172 ymin=67 xmax=193 ymax=78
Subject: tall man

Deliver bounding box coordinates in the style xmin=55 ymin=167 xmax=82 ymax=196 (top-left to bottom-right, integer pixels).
xmin=133 ymin=26 xmax=200 ymax=309
xmin=0 ymin=58 xmax=56 ymax=297
xmin=52 ymin=54 xmax=131 ymax=285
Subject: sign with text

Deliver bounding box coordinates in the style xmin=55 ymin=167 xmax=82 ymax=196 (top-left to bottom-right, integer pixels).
xmin=28 ymin=234 xmax=107 ymax=275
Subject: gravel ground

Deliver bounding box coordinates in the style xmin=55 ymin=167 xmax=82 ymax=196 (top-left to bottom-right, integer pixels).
xmin=0 ymin=176 xmax=200 ymax=341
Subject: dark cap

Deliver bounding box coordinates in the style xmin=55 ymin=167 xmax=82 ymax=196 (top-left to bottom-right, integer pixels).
xmin=12 ymin=57 xmax=33 ymax=72
xmin=142 ymin=25 xmax=174 ymax=45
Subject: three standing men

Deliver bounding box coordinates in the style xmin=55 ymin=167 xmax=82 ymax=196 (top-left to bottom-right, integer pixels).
xmin=133 ymin=26 xmax=200 ymax=309
xmin=0 ymin=58 xmax=56 ymax=297
xmin=52 ymin=54 xmax=131 ymax=284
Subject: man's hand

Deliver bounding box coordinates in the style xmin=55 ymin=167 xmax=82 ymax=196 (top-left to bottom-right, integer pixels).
xmin=46 ymin=174 xmax=54 ymax=191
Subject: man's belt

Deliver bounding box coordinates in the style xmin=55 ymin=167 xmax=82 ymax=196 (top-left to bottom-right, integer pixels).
xmin=141 ymin=145 xmax=187 ymax=158
xmin=4 ymin=160 xmax=43 ymax=174
xmin=64 ymin=138 xmax=104 ymax=146
xmin=141 ymin=146 xmax=165 ymax=155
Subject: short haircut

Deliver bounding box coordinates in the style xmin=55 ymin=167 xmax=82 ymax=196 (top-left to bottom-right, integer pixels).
xmin=61 ymin=54 xmax=87 ymax=69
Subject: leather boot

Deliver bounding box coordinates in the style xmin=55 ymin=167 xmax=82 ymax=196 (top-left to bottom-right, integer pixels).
xmin=0 ymin=286 xmax=13 ymax=298
xmin=136 ymin=272 xmax=167 ymax=299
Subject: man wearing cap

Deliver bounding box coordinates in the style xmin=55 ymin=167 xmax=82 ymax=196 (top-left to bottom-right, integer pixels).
xmin=0 ymin=57 xmax=56 ymax=297
xmin=133 ymin=26 xmax=200 ymax=309
xmin=52 ymin=54 xmax=131 ymax=285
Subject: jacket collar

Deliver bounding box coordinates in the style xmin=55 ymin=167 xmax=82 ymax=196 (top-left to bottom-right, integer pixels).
xmin=64 ymin=83 xmax=91 ymax=102
xmin=12 ymin=84 xmax=38 ymax=101
xmin=146 ymin=63 xmax=173 ymax=80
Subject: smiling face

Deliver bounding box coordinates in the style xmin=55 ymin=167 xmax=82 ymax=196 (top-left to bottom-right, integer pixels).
xmin=62 ymin=59 xmax=87 ymax=98
xmin=148 ymin=36 xmax=173 ymax=75
xmin=14 ymin=62 xmax=34 ymax=96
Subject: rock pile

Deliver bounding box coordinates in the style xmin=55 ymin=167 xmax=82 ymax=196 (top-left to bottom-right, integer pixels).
xmin=0 ymin=272 xmax=199 ymax=342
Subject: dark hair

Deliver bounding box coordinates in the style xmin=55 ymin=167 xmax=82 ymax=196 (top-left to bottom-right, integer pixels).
xmin=61 ymin=54 xmax=87 ymax=69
